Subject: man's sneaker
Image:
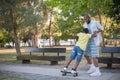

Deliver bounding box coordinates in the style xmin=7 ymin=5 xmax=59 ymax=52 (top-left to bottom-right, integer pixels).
xmin=90 ymin=70 xmax=101 ymax=76
xmin=87 ymin=67 xmax=96 ymax=74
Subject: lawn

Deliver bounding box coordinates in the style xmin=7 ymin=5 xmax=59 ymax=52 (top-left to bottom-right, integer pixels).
xmin=0 ymin=47 xmax=119 ymax=80
xmin=0 ymin=47 xmax=120 ymax=64
xmin=0 ymin=52 xmax=70 ymax=64
xmin=0 ymin=73 xmax=29 ymax=80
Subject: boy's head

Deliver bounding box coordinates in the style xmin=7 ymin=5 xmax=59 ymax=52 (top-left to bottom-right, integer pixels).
xmin=83 ymin=28 xmax=89 ymax=33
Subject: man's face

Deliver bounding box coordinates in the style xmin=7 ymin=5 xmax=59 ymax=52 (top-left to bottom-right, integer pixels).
xmin=84 ymin=16 xmax=90 ymax=23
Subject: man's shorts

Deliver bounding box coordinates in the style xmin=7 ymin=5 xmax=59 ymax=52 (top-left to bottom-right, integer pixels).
xmin=70 ymin=46 xmax=83 ymax=62
xmin=84 ymin=39 xmax=99 ymax=58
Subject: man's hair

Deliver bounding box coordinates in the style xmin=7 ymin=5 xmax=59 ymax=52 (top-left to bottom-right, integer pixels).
xmin=84 ymin=14 xmax=91 ymax=18
xmin=83 ymin=28 xmax=89 ymax=33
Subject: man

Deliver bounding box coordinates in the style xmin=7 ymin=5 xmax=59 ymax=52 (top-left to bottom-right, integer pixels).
xmin=83 ymin=14 xmax=104 ymax=76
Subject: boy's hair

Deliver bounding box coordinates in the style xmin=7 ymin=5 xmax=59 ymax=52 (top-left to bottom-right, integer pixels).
xmin=83 ymin=28 xmax=89 ymax=33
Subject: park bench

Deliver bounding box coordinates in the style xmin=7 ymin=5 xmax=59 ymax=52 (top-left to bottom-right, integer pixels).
xmin=98 ymin=47 xmax=120 ymax=68
xmin=17 ymin=48 xmax=66 ymax=65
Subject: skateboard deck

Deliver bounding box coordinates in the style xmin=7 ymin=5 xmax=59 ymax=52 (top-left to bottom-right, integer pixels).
xmin=61 ymin=70 xmax=78 ymax=77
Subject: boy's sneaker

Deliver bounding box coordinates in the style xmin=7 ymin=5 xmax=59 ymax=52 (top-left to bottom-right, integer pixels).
xmin=90 ymin=70 xmax=101 ymax=76
xmin=62 ymin=67 xmax=67 ymax=72
xmin=71 ymin=68 xmax=77 ymax=74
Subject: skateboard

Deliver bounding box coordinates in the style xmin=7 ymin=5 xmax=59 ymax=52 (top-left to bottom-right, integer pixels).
xmin=61 ymin=70 xmax=78 ymax=77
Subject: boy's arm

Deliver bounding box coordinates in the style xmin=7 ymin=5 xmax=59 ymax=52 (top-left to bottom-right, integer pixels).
xmin=74 ymin=34 xmax=79 ymax=41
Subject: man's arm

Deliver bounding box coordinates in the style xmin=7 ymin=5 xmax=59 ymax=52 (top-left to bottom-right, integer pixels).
xmin=101 ymin=30 xmax=104 ymax=46
xmin=91 ymin=33 xmax=97 ymax=37
xmin=94 ymin=30 xmax=104 ymax=46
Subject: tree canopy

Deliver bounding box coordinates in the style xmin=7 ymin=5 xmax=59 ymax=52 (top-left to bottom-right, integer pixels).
xmin=45 ymin=0 xmax=119 ymax=39
xmin=0 ymin=0 xmax=119 ymax=51
xmin=108 ymin=0 xmax=120 ymax=23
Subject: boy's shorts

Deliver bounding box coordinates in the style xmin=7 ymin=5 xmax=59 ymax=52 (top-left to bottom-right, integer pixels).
xmin=84 ymin=40 xmax=99 ymax=58
xmin=70 ymin=46 xmax=83 ymax=62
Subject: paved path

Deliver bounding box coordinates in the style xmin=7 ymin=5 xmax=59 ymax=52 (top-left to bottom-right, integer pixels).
xmin=0 ymin=63 xmax=120 ymax=80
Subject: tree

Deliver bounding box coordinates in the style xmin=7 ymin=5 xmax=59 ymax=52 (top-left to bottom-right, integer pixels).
xmin=108 ymin=0 xmax=120 ymax=24
xmin=0 ymin=31 xmax=4 ymax=47
xmin=0 ymin=0 xmax=35 ymax=55
xmin=0 ymin=0 xmax=21 ymax=55
xmin=103 ymin=0 xmax=120 ymax=40
xmin=45 ymin=0 xmax=85 ymax=42
xmin=21 ymin=0 xmax=47 ymax=48
xmin=0 ymin=0 xmax=48 ymax=55
xmin=45 ymin=0 xmax=118 ymax=45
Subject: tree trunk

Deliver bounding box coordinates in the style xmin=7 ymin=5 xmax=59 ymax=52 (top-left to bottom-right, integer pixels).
xmin=35 ymin=32 xmax=41 ymax=48
xmin=104 ymin=16 xmax=108 ymax=29
xmin=32 ymin=34 xmax=36 ymax=48
xmin=98 ymin=13 xmax=105 ymax=47
xmin=10 ymin=8 xmax=21 ymax=56
xmin=48 ymin=22 xmax=52 ymax=47
xmin=48 ymin=12 xmax=53 ymax=47
xmin=98 ymin=13 xmax=102 ymax=25
xmin=32 ymin=26 xmax=41 ymax=48
xmin=13 ymin=24 xmax=21 ymax=55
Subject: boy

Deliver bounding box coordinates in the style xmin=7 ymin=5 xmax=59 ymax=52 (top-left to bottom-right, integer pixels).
xmin=62 ymin=28 xmax=96 ymax=74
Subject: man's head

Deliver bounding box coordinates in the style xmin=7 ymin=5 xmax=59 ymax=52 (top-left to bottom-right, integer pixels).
xmin=83 ymin=28 xmax=89 ymax=33
xmin=84 ymin=14 xmax=91 ymax=24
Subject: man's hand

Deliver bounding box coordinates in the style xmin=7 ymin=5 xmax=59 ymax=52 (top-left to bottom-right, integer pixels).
xmin=92 ymin=31 xmax=97 ymax=37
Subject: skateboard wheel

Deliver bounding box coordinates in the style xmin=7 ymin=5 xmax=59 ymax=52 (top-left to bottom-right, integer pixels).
xmin=73 ymin=73 xmax=78 ymax=77
xmin=62 ymin=73 xmax=66 ymax=76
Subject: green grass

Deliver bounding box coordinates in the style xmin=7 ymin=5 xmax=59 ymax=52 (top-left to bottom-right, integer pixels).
xmin=0 ymin=73 xmax=29 ymax=80
xmin=0 ymin=52 xmax=69 ymax=64
xmin=0 ymin=53 xmax=50 ymax=64
xmin=99 ymin=52 xmax=120 ymax=57
xmin=0 ymin=53 xmax=22 ymax=64
xmin=0 ymin=50 xmax=119 ymax=64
